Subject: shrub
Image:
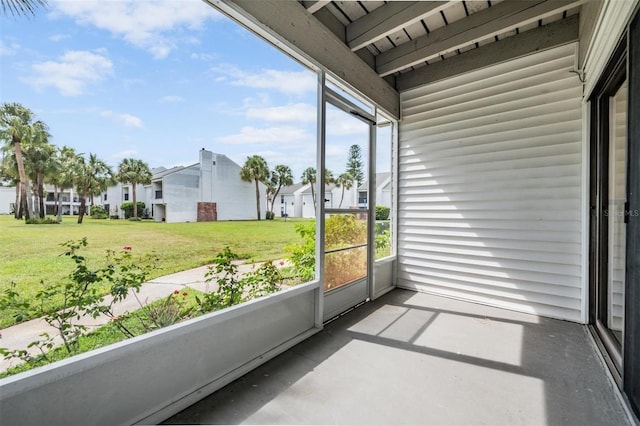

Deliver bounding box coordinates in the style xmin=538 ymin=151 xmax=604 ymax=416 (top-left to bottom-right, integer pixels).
xmin=128 ymin=217 xmax=142 ymax=221
xmin=285 ymin=221 xmax=316 ymax=282
xmin=25 ymin=217 xmax=59 ymax=225
xmin=90 ymin=205 xmax=108 ymax=219
xmin=286 ymin=215 xmax=369 ymax=290
xmin=375 ymin=205 xmax=390 ymax=220
xmin=196 ymin=246 xmax=282 ymax=313
xmin=265 ymin=211 xmax=275 ymax=220
xmin=120 ymin=201 xmax=145 ymax=219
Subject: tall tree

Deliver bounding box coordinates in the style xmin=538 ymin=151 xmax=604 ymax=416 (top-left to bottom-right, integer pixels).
xmin=301 ymin=167 xmax=317 ymax=210
xmin=74 ymin=153 xmax=114 ymax=224
xmin=346 ymin=144 xmax=365 ymax=187
xmin=0 ymin=102 xmax=35 ymax=220
xmin=24 ymin=141 xmax=55 ymax=218
xmin=1 ymin=0 xmax=46 ymax=17
xmin=336 ymin=172 xmax=355 ymax=208
xmin=117 ymin=158 xmax=152 ymax=218
xmin=48 ymin=146 xmax=78 ymax=221
xmin=240 ymin=155 xmax=269 ymax=220
xmin=301 ymin=167 xmax=334 ymax=211
xmin=23 ymin=121 xmax=54 ymax=218
xmin=267 ymin=164 xmax=293 ymax=214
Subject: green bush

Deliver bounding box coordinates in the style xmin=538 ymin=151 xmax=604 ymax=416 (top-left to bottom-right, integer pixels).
xmin=265 ymin=211 xmax=275 ymax=220
xmin=128 ymin=217 xmax=142 ymax=222
xmin=375 ymin=205 xmax=390 ymax=220
xmin=90 ymin=205 xmax=108 ymax=219
xmin=120 ymin=201 xmax=145 ymax=219
xmin=25 ymin=217 xmax=59 ymax=225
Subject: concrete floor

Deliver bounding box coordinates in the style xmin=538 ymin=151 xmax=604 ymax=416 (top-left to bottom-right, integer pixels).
xmin=164 ymin=289 xmax=632 ymax=425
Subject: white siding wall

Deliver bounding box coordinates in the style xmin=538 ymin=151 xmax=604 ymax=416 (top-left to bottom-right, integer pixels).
xmin=397 ymin=43 xmax=584 ymax=322
xmin=0 ymin=187 xmax=14 ymax=214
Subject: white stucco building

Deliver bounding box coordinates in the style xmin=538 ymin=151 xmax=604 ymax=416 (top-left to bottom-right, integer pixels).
xmin=98 ymin=149 xmax=264 ymax=223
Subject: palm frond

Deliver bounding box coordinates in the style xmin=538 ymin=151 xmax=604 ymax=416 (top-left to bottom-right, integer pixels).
xmin=1 ymin=0 xmax=47 ymax=17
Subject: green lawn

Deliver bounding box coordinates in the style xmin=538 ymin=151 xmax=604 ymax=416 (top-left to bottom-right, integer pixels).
xmin=0 ymin=215 xmax=309 ymax=328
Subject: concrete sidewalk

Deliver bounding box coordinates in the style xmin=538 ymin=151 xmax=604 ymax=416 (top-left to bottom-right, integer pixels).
xmin=0 ymin=260 xmax=283 ymax=372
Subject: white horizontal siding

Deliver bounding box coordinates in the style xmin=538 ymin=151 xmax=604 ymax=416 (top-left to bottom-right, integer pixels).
xmin=397 ymin=43 xmax=584 ymax=322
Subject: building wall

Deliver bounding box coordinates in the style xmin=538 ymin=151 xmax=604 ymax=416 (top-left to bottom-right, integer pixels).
xmin=211 ymin=154 xmax=264 ymax=220
xmin=163 ymin=166 xmax=200 ymax=223
xmin=0 ymin=187 xmax=15 ymax=214
xmin=397 ymin=43 xmax=584 ymax=322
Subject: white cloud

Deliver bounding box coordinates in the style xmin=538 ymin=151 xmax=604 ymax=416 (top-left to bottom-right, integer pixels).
xmin=0 ymin=40 xmax=18 ymax=56
xmin=191 ymin=52 xmax=216 ymax=61
xmin=51 ymin=0 xmax=220 ymax=59
xmin=326 ymin=108 xmax=369 ymax=136
xmin=160 ymin=95 xmax=184 ymax=103
xmin=113 ymin=149 xmax=139 ymax=159
xmin=217 ymin=126 xmax=314 ymax=146
xmin=211 ymin=65 xmax=316 ymax=95
xmin=24 ymin=50 xmax=113 ymax=96
xmin=246 ymin=103 xmax=316 ymax=123
xmin=49 ymin=33 xmax=71 ymax=42
xmin=101 ymin=110 xmax=144 ymax=128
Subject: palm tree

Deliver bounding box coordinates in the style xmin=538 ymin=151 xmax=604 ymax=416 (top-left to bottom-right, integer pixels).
xmin=48 ymin=146 xmax=78 ymax=221
xmin=74 ymin=153 xmax=114 ymax=224
xmin=23 ymin=121 xmax=53 ymax=218
xmin=301 ymin=167 xmax=317 ymax=210
xmin=267 ymin=164 xmax=293 ymax=214
xmin=0 ymin=102 xmax=34 ymax=220
xmin=240 ymin=155 xmax=270 ymax=220
xmin=0 ymin=151 xmax=20 ymax=215
xmin=1 ymin=0 xmax=46 ymax=17
xmin=25 ymin=142 xmax=55 ymax=218
xmin=301 ymin=167 xmax=335 ymax=211
xmin=117 ymin=158 xmax=152 ymax=218
xmin=336 ymin=172 xmax=355 ymax=208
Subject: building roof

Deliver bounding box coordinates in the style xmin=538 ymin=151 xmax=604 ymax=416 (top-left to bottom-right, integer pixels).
xmin=359 ymin=172 xmax=391 ymax=191
xmin=278 ymin=183 xmax=309 ymax=195
xmin=152 ymin=164 xmax=197 ymax=180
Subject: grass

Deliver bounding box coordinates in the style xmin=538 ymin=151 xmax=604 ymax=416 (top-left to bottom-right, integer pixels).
xmin=0 ymin=215 xmax=310 ymax=328
xmin=0 ymin=290 xmax=204 ymax=378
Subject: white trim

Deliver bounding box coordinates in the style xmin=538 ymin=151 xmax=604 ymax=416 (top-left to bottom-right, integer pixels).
xmin=583 ymin=0 xmax=639 ymax=98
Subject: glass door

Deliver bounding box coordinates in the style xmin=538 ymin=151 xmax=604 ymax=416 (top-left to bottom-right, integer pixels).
xmin=590 ymin=39 xmax=628 ymax=375
xmin=321 ymin=88 xmax=375 ymax=321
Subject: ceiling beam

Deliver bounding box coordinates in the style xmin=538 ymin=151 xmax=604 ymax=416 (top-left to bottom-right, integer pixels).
xmin=396 ymin=14 xmax=580 ymax=92
xmin=346 ymin=1 xmax=449 ymax=52
xmin=301 ymin=0 xmax=330 ymax=14
xmin=376 ymin=0 xmax=586 ymax=77
xmin=207 ymin=0 xmax=400 ymax=119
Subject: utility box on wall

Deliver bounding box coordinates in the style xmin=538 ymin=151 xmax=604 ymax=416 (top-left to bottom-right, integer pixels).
xmin=197 ymin=202 xmax=217 ymax=222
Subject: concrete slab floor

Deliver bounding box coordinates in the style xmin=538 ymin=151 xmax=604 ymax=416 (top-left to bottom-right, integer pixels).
xmin=164 ymin=289 xmax=632 ymax=425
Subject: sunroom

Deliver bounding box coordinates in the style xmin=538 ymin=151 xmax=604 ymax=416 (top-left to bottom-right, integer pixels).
xmin=1 ymin=0 xmax=639 ymax=424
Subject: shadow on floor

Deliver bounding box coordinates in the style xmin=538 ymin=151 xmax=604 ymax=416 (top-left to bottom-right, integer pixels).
xmin=164 ymin=289 xmax=630 ymax=425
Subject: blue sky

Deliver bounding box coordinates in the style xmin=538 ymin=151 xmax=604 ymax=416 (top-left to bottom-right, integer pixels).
xmin=1 ymin=0 xmax=389 ymax=180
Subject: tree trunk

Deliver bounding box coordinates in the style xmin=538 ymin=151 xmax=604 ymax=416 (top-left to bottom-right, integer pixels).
xmin=339 ymin=187 xmax=345 ymax=208
xmin=56 ymin=187 xmax=63 ymax=222
xmin=254 ymin=179 xmax=261 ymax=220
xmin=310 ymin=183 xmax=316 ymax=212
xmin=77 ymin=192 xmax=87 ymax=224
xmin=13 ymin=139 xmax=30 ymax=220
xmin=132 ymin=184 xmax=138 ymax=218
xmin=38 ymin=172 xmax=45 ymax=218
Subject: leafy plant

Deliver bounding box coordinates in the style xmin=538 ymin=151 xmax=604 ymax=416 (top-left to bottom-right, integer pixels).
xmin=138 ymin=290 xmax=193 ymax=330
xmin=90 ymin=205 xmax=108 ymax=219
xmin=0 ymin=239 xmax=157 ymax=367
xmin=375 ymin=205 xmax=390 ymax=220
xmin=196 ymin=246 xmax=282 ymax=313
xmin=120 ymin=201 xmax=145 ymax=219
xmin=285 ymin=221 xmax=316 ymax=282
